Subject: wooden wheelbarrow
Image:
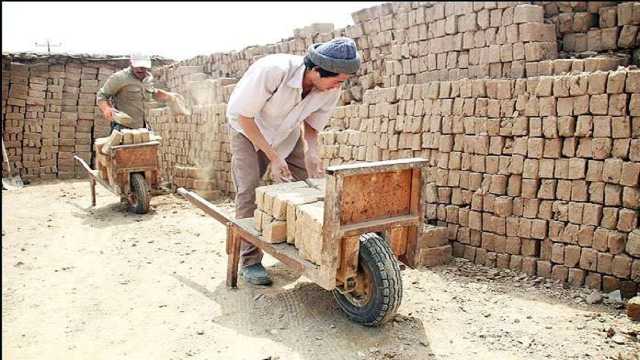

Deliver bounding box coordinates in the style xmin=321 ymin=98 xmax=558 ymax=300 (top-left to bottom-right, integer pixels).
xmin=178 ymin=158 xmax=428 ymax=326
xmin=75 ymin=140 xmax=161 ymax=214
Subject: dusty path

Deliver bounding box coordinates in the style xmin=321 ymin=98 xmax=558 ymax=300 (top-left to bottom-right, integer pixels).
xmin=2 ymin=180 xmax=639 ymax=360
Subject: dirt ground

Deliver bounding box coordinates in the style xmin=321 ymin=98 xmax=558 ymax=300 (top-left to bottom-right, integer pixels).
xmin=2 ymin=180 xmax=639 ymax=360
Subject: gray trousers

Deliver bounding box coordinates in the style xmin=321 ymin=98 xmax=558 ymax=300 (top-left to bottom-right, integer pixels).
xmin=229 ymin=128 xmax=308 ymax=268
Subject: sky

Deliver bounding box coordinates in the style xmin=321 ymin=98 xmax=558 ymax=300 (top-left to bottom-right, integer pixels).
xmin=2 ymin=1 xmax=383 ymax=61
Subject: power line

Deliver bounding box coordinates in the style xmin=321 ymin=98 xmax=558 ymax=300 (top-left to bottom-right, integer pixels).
xmin=34 ymin=39 xmax=62 ymax=55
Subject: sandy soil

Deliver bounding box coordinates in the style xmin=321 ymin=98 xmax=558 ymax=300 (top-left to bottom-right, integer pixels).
xmin=2 ymin=180 xmax=639 ymax=360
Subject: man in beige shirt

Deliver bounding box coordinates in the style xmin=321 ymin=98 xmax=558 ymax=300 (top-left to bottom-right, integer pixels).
xmin=226 ymin=37 xmax=361 ymax=285
xmin=97 ymin=54 xmax=172 ymax=132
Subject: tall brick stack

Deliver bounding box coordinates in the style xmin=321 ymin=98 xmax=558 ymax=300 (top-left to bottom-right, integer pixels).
xmin=1 ymin=53 xmax=172 ymax=180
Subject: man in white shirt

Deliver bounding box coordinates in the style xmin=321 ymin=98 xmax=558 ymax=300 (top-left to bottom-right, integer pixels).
xmin=226 ymin=37 xmax=361 ymax=285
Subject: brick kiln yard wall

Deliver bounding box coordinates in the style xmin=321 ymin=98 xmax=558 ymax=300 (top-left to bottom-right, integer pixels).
xmin=1 ymin=53 xmax=172 ymax=180
xmin=147 ymin=1 xmax=639 ymax=293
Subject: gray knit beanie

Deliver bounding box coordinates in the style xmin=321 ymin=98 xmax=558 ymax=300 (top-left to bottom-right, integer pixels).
xmin=307 ymin=37 xmax=361 ymax=75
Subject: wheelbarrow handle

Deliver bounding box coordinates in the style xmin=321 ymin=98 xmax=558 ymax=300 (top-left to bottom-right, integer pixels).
xmin=177 ymin=187 xmax=233 ymax=225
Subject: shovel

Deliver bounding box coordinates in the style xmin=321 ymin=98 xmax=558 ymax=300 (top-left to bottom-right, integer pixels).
xmin=2 ymin=139 xmax=24 ymax=190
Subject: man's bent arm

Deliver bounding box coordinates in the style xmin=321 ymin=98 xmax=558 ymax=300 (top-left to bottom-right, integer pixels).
xmin=238 ymin=115 xmax=279 ymax=161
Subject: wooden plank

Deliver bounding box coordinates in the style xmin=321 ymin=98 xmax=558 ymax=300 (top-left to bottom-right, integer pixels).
xmin=113 ymin=143 xmax=159 ymax=171
xmin=326 ymin=157 xmax=428 ymax=176
xmin=336 ymin=235 xmax=360 ymax=286
xmin=340 ymin=214 xmax=420 ymax=237
xmin=177 ymin=187 xmax=232 ymax=225
xmin=319 ymin=174 xmax=342 ymax=290
xmin=402 ymin=167 xmax=427 ymax=268
xmin=233 ymin=218 xmax=318 ymax=275
xmin=388 ymin=226 xmax=408 ymax=256
xmin=340 ymin=169 xmax=413 ymax=225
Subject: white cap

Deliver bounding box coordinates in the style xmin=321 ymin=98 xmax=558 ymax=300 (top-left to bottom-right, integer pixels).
xmin=130 ymin=53 xmax=152 ymax=68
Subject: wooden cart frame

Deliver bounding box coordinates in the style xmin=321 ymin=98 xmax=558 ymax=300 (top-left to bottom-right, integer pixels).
xmin=178 ymin=157 xmax=427 ymax=291
xmin=75 ymin=141 xmax=160 ymax=213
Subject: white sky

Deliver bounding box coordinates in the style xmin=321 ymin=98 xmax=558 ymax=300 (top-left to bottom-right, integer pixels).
xmin=2 ymin=1 xmax=383 ymax=61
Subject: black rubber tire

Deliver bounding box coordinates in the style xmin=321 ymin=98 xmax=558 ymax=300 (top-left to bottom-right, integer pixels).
xmin=332 ymin=232 xmax=402 ymax=327
xmin=129 ymin=173 xmax=150 ymax=214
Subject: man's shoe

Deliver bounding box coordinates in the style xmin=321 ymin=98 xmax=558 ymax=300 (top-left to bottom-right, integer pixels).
xmin=240 ymin=263 xmax=272 ymax=285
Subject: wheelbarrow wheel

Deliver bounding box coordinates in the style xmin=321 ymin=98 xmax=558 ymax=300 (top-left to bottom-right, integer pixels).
xmin=129 ymin=173 xmax=150 ymax=214
xmin=332 ymin=232 xmax=402 ymax=327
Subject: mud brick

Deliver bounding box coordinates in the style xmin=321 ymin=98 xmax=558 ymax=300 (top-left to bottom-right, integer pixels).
xmin=610 ymin=116 xmax=631 ymax=139
xmin=562 ymin=245 xmax=580 ymax=268
xmin=528 ymin=219 xmax=546 ymax=240
xmin=567 ymin=158 xmax=586 ymax=180
xmin=523 ymin=198 xmax=539 ymax=219
xmin=623 ymin=186 xmax=640 ymax=209
xmin=551 ymin=264 xmax=569 ymax=282
xmin=419 ymin=245 xmax=452 ymax=267
xmin=588 ymin=72 xmax=608 ymax=94
xmin=522 ymin=257 xmax=537 ymax=275
xmin=604 ymin=184 xmax=622 ymax=206
xmin=590 ymin=94 xmax=609 ymax=115
xmin=581 ymin=203 xmax=603 ymax=226
xmin=556 ymin=179 xmax=572 ymax=201
xmin=626 ymin=230 xmax=640 ymax=257
xmin=618 ymin=25 xmax=639 ymax=48
xmin=542 ymin=116 xmax=558 ymax=138
xmin=554 ymin=116 xmax=574 ymax=137
xmin=612 ymin=255 xmax=632 ymax=279
xmin=524 ymin=42 xmax=557 ymax=62
xmin=562 ymin=137 xmax=577 ymax=157
xmin=608 ymin=94 xmax=627 ymax=116
xmin=496 ymin=253 xmax=511 ymax=269
xmin=514 ymin=4 xmax=544 ymax=23
xmin=602 ymin=276 xmax=620 ymax=292
xmin=597 ymin=252 xmax=614 ymax=275
xmin=592 ymin=138 xmax=612 ymax=159
xmin=538 ymin=179 xmax=555 ymax=199
xmin=627 ymin=70 xmax=640 ymax=93
xmin=564 ymin=268 xmax=585 ymax=287
xmin=519 ymin=23 xmax=555 ymax=42
xmin=571 ymin=180 xmax=588 ymax=202
xmin=608 ymin=230 xmax=626 ymax=254
xmin=593 ymin=115 xmax=612 ymax=137
xmin=585 ymin=272 xmax=602 ymax=290
xmin=521 ymin=179 xmax=539 ymax=199
xmin=602 ymin=158 xmax=623 ymax=184
xmin=539 ymin=96 xmax=557 ymax=116
xmin=537 ymin=260 xmax=552 ymax=278
xmin=567 ymin=202 xmax=584 ymax=224
xmin=523 ymin=159 xmax=539 ymax=179
xmin=579 ymin=248 xmax=598 ymax=271
xmin=463 ymin=245 xmax=477 ymax=262
xmin=617 ymin=208 xmax=638 ymax=232
xmin=632 ymin=96 xmax=640 ymax=117
xmin=601 ymin=207 xmax=619 ymax=230
xmin=575 ymin=225 xmax=594 ymax=248
xmin=575 ymin=115 xmax=593 ymax=137
xmin=527 ymin=138 xmax=544 ymax=159
xmin=518 ymin=217 xmax=533 ymax=238
xmin=539 ymin=201 xmax=554 ymax=220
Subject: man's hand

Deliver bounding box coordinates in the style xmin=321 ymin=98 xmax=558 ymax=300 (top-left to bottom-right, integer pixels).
xmin=102 ymin=106 xmax=114 ymax=121
xmin=271 ymin=156 xmax=294 ymax=183
xmin=305 ymin=151 xmax=323 ymax=178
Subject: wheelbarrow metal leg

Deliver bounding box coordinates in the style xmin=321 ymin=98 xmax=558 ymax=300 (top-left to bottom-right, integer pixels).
xmin=90 ymin=178 xmax=96 ymax=207
xmin=226 ymin=228 xmax=241 ymax=288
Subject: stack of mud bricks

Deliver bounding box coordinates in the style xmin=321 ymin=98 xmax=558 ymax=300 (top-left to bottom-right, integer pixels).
xmin=1 ymin=54 xmax=138 ymax=180
xmin=537 ymin=1 xmax=640 ymax=54
xmin=2 ymin=61 xmax=27 ymax=178
xmin=254 ymin=180 xmax=325 ymax=264
xmin=322 ymin=68 xmax=640 ymax=295
xmin=147 ymin=102 xmax=234 ymax=197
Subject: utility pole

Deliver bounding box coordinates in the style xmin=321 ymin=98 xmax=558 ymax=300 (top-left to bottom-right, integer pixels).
xmin=34 ymin=39 xmax=62 ymax=55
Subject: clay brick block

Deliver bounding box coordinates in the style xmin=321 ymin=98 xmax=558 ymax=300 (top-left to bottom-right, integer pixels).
xmin=522 ymin=256 xmax=537 ymax=275
xmin=537 ymin=260 xmax=552 ymax=278
xmin=564 ymin=245 xmax=581 ymax=267
xmin=420 ymin=225 xmax=449 ymax=248
xmin=514 ymin=4 xmax=544 ymax=23
xmin=612 ymin=255 xmax=632 ymax=279
xmin=552 ymin=265 xmax=569 ymax=282
xmin=577 ymin=225 xmax=595 ymax=247
xmin=598 ymin=252 xmax=614 ymax=274
xmin=602 ymin=158 xmax=623 ymax=184
xmin=618 ymin=25 xmax=639 ymax=48
xmin=617 ymin=209 xmax=638 ymax=232
xmin=602 ymin=276 xmax=620 ymax=292
xmin=626 ymin=70 xmax=640 ymax=93
xmin=419 ymin=245 xmax=452 ymax=267
xmin=623 ymin=187 xmax=640 ymax=209
xmin=627 ymin=230 xmax=640 ymax=257
xmin=590 ymin=94 xmax=609 ymax=115
xmin=568 ymin=268 xmax=585 ymax=287
xmin=585 ymin=272 xmax=602 ymax=290
xmin=608 ymin=230 xmax=626 ymax=254
xmin=588 ymin=72 xmax=607 ymax=94
xmin=608 ymin=94 xmax=627 ymax=116
xmin=579 ymin=248 xmax=598 ymax=271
